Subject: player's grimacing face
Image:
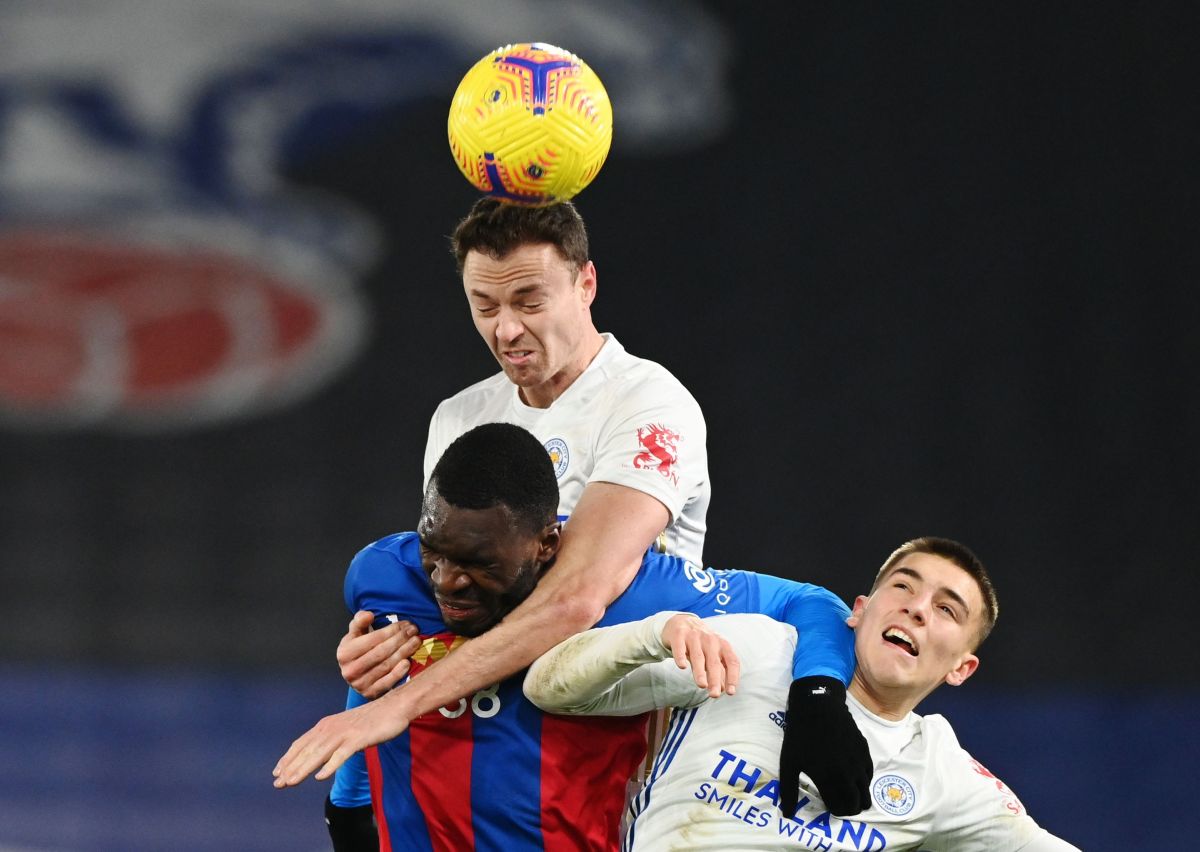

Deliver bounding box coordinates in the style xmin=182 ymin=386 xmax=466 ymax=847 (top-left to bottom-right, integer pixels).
xmin=417 ymin=490 xmax=555 ymax=637
xmin=462 ymin=243 xmax=596 ymax=408
xmin=848 ymin=553 xmax=983 ymax=703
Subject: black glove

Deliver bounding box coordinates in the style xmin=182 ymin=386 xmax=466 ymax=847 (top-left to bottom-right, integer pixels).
xmin=325 ymin=795 xmax=379 ymax=852
xmin=779 ymin=675 xmax=873 ymax=817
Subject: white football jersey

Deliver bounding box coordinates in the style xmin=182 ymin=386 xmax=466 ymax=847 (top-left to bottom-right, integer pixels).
xmin=424 ymin=333 xmax=709 ymax=563
xmin=524 ymin=612 xmax=1079 ymax=852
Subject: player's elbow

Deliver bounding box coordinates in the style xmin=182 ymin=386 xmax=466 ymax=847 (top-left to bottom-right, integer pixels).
xmin=522 ymin=661 xmax=598 ymax=715
xmin=544 ymin=590 xmax=606 ymax=634
xmin=522 ymin=663 xmax=567 ymax=711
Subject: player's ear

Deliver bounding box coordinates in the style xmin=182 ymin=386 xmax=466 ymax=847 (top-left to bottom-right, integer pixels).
xmin=537 ymin=522 xmax=562 ymax=564
xmin=846 ymin=595 xmax=869 ymax=629
xmin=944 ymin=653 xmax=979 ymax=687
xmin=576 ymin=260 xmax=597 ymax=305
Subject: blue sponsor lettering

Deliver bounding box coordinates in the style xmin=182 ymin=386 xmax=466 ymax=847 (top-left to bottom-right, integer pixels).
xmin=711 ymin=749 xmax=769 ymax=794
xmin=705 ymin=785 xmax=731 ymax=811
xmin=755 ymin=777 xmax=781 ymax=805
xmin=780 ymin=810 xmax=880 ymax=850
xmin=742 ymin=804 xmax=771 ymax=828
xmin=710 ymin=748 xmax=885 ymax=849
xmin=807 ymin=811 xmax=833 ymax=838
xmin=699 ymin=783 xmax=774 ymax=830
xmin=729 ymin=758 xmax=762 ymax=793
xmin=838 ymin=818 xmax=867 ymax=847
xmin=712 ymin=749 xmax=737 ymax=779
xmin=778 ymin=821 xmax=835 ymax=851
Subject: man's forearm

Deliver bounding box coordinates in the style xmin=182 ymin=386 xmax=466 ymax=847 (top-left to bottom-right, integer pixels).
xmin=392 ymin=482 xmax=668 ymax=722
xmin=394 ymin=565 xmax=611 ymax=717
xmin=524 ymin=611 xmax=681 ymax=713
xmin=273 ymin=483 xmax=672 ymax=788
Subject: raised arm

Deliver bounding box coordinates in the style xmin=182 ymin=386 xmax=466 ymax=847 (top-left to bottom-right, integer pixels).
xmin=273 ymin=481 xmax=668 ymax=787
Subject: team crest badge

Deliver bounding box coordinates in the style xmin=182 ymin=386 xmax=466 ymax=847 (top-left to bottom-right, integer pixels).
xmin=544 ymin=437 xmax=569 ymax=478
xmin=872 ymin=775 xmax=916 ymax=815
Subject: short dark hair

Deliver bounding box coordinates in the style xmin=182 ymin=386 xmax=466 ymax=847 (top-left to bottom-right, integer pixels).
xmin=449 ymin=197 xmax=590 ymax=276
xmin=428 ymin=423 xmax=559 ymax=533
xmin=872 ymin=536 xmax=999 ymax=648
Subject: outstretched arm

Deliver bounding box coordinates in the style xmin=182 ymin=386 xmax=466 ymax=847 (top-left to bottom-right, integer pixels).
xmin=524 ymin=610 xmax=738 ymax=714
xmin=273 ymin=482 xmax=668 ymax=787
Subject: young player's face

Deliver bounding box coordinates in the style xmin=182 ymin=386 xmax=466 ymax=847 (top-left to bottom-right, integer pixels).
xmin=848 ymin=552 xmax=983 ymax=712
xmin=417 ymin=489 xmax=559 ymax=637
xmin=462 ymin=243 xmax=597 ymax=408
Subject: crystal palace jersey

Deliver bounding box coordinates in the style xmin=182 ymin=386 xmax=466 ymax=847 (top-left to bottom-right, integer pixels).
xmin=330 ymin=533 xmax=854 ymax=851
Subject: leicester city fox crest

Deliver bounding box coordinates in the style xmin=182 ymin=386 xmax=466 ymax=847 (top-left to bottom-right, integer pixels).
xmin=544 ymin=437 xmax=570 ymax=478
xmin=873 ymin=774 xmax=916 ymax=815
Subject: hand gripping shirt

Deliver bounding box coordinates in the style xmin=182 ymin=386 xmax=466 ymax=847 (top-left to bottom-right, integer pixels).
xmin=329 ymin=535 xmax=854 ymax=852
xmin=423 ymin=333 xmax=709 ymax=564
xmin=524 ymin=612 xmax=1080 ymax=852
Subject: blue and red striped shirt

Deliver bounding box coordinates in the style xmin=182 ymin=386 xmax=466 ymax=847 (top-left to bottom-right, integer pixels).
xmin=330 ymin=532 xmax=853 ymax=851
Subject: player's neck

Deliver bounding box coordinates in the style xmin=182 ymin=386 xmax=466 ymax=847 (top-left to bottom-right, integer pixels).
xmin=848 ymin=673 xmax=920 ymax=722
xmin=519 ymin=328 xmax=605 ymax=408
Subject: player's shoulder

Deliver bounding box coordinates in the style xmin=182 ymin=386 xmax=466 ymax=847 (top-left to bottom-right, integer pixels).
xmin=592 ymin=338 xmax=703 ymax=409
xmin=912 ymin=711 xmax=962 ymax=747
xmin=362 ymin=530 xmax=419 ymax=553
xmin=433 ymin=371 xmax=511 ymax=417
xmin=348 ymin=531 xmax=420 ymax=576
xmin=345 ymin=532 xmax=444 ymax=629
xmin=910 ymin=711 xmax=1001 ymax=782
xmin=914 ymin=712 xmax=1044 ymax=838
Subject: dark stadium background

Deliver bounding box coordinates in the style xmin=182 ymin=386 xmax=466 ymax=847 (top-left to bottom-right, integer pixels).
xmin=0 ymin=2 xmax=1193 ymax=849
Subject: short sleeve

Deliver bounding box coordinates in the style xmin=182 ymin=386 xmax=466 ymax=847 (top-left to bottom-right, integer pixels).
xmin=422 ymin=400 xmax=456 ymax=490
xmin=588 ymin=372 xmax=707 ymax=521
